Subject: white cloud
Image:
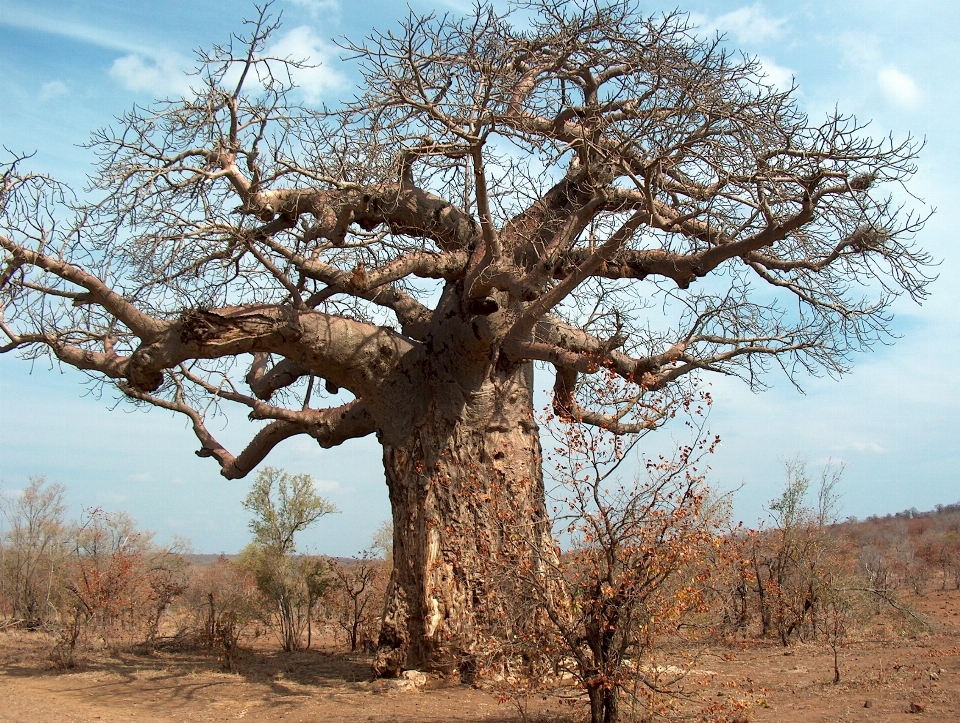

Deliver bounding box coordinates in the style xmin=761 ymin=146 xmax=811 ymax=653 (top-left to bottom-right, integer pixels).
xmin=695 ymin=3 xmax=787 ymax=46
xmin=832 ymin=33 xmax=921 ymax=109
xmin=689 ymin=4 xmax=791 ymax=90
xmin=266 ymin=25 xmax=345 ymax=103
xmin=877 ymin=65 xmax=920 ymax=108
xmin=756 ymin=56 xmax=795 ymax=91
xmin=284 ymin=0 xmax=340 ymax=16
xmin=109 ymin=51 xmax=193 ymax=96
xmin=38 ymin=80 xmax=68 ymax=101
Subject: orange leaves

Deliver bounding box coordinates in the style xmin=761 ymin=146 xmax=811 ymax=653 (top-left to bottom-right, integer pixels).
xmin=482 ymin=392 xmax=725 ymax=722
xmin=63 ymin=507 xmax=188 ymax=646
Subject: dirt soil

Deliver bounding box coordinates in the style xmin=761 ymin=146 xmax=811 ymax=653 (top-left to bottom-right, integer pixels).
xmin=1 ymin=589 xmax=958 ymax=723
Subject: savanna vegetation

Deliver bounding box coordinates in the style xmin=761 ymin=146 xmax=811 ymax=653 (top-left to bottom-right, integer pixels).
xmin=0 ymin=470 xmax=389 ymax=673
xmin=2 ymin=458 xmax=956 ymax=722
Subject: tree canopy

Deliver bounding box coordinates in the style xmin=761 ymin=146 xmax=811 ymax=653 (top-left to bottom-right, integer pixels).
xmin=242 ymin=466 xmax=337 ymax=554
xmin=0 ymin=1 xmax=931 ymax=469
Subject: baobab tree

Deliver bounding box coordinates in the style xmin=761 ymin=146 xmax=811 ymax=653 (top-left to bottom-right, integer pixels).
xmin=0 ymin=1 xmax=931 ymax=674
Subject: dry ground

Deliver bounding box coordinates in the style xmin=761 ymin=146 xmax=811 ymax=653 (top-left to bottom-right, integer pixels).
xmin=1 ymin=588 xmax=958 ymax=723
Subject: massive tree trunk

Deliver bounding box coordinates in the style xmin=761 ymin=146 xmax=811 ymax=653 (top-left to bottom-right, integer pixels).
xmin=372 ymin=350 xmax=552 ymax=676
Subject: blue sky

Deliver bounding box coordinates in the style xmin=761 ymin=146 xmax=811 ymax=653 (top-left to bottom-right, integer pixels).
xmin=1 ymin=0 xmax=957 ymax=555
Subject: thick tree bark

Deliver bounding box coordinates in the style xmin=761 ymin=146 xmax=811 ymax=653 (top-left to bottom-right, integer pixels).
xmin=587 ymin=685 xmax=620 ymax=723
xmin=587 ymin=687 xmax=620 ymax=723
xmin=372 ymin=355 xmax=552 ymax=676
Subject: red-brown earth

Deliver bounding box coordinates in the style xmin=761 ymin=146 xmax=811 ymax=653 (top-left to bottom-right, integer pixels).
xmin=1 ymin=588 xmax=958 ymax=723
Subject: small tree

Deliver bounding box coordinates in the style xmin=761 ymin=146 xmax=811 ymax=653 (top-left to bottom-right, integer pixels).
xmin=186 ymin=555 xmax=261 ymax=670
xmin=0 ymin=477 xmax=68 ymax=628
xmin=241 ymin=467 xmax=336 ymax=651
xmin=331 ymin=553 xmax=387 ymax=652
xmin=483 ymin=404 xmax=723 ymax=723
xmin=745 ymin=458 xmax=843 ymax=644
xmin=816 ymin=569 xmax=860 ymax=684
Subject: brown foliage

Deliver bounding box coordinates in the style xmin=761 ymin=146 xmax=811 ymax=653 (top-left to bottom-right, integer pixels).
xmin=54 ymin=508 xmax=190 ymax=665
xmin=480 ymin=397 xmax=734 ymax=723
xmin=183 ymin=555 xmax=260 ymax=670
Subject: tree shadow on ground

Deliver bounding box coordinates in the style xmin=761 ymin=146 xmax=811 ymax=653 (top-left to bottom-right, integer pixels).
xmin=0 ymin=631 xmax=578 ymax=722
xmin=0 ymin=631 xmax=371 ymax=687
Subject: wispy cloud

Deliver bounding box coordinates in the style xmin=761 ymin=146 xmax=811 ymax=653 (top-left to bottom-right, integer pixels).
xmin=284 ymin=0 xmax=341 ymax=17
xmin=97 ymin=492 xmax=130 ymax=504
xmin=0 ymin=8 xmax=152 ymax=56
xmin=693 ymin=3 xmax=787 ymax=46
xmin=831 ymin=441 xmax=887 ymax=455
xmin=2 ymin=7 xmax=193 ymax=97
xmin=38 ymin=80 xmax=69 ymax=101
xmin=877 ymin=66 xmax=921 ymax=108
xmin=313 ymin=478 xmax=342 ymax=493
xmin=110 ymin=52 xmax=193 ymax=96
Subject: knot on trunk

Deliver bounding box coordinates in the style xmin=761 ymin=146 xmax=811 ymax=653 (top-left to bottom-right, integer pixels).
xmin=126 ymin=349 xmax=165 ymax=392
xmin=465 ymin=296 xmax=499 ymax=316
